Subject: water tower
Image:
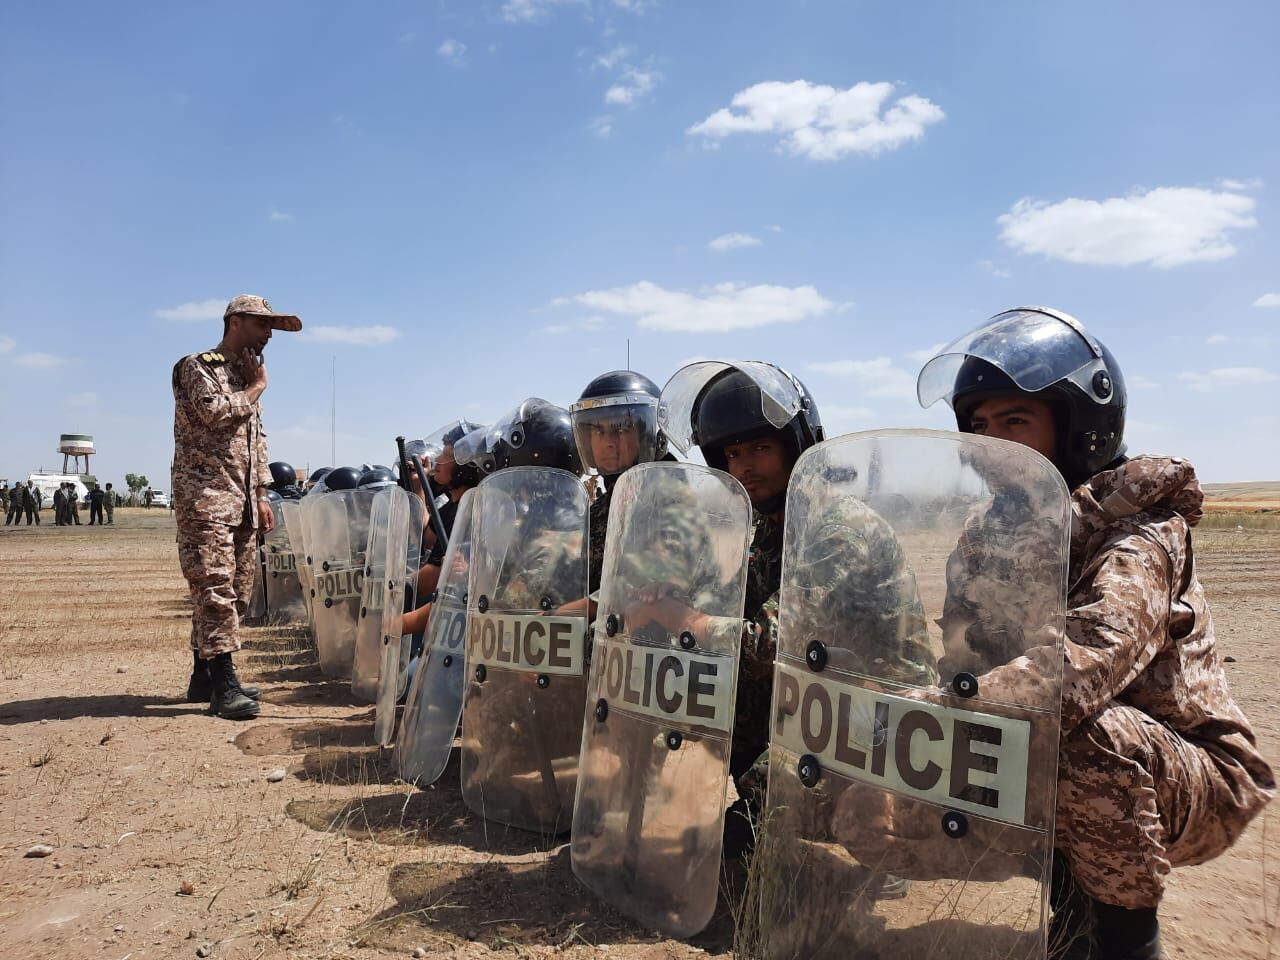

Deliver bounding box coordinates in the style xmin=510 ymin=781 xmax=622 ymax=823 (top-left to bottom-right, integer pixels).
xmin=59 ymin=434 xmax=95 ymax=475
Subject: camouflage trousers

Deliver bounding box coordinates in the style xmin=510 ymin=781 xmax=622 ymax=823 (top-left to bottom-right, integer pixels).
xmin=177 ymin=518 xmax=258 ymax=659
xmin=1056 ymin=702 xmax=1245 ymax=909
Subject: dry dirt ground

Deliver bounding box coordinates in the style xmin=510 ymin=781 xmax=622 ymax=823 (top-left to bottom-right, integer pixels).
xmin=1 ymin=507 xmax=1277 ymax=960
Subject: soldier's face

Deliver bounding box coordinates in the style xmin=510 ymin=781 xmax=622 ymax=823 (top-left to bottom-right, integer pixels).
xmin=434 ymin=447 xmax=457 ymax=487
xmin=228 ymin=314 xmax=274 ymax=353
xmin=722 ymin=435 xmax=794 ymax=508
xmin=589 ymin=420 xmax=641 ymax=475
xmin=968 ymin=395 xmax=1057 ymax=464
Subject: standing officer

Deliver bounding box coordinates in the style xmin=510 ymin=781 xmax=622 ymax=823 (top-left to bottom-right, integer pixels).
xmin=89 ymin=483 xmax=105 ymax=525
xmin=4 ymin=482 xmax=20 ymax=525
xmin=22 ymin=481 xmax=40 ymax=525
xmin=104 ymin=483 xmax=115 ymax=524
xmin=53 ymin=483 xmax=68 ymax=526
xmin=172 ymin=294 xmax=302 ymax=720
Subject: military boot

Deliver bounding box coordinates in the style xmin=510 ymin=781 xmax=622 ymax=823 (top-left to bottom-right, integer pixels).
xmin=185 ymin=651 xmax=260 ymax=702
xmin=1093 ymin=904 xmax=1161 ymax=960
xmin=1049 ymin=854 xmax=1095 ymax=960
xmin=209 ymin=652 xmax=261 ymax=720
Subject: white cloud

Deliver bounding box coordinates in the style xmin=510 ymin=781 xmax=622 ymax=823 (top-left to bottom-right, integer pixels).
xmin=764 ymin=224 xmax=783 ymax=233
xmin=397 ymin=31 xmax=417 ymax=45
xmin=15 ymin=352 xmax=66 ymax=369
xmin=709 ymin=232 xmax=763 ymax=252
xmin=562 ymin=280 xmax=840 ymax=333
xmin=977 ymin=259 xmax=1011 ymax=279
xmin=1127 ymin=374 xmax=1161 ymax=390
xmin=539 ymin=316 xmax=607 ymax=336
xmin=1176 ymin=367 xmax=1278 ymax=392
xmin=997 ymin=187 xmax=1258 ymax=268
xmin=303 ymin=325 xmax=401 ymax=346
xmin=1206 ymin=334 xmax=1230 ymax=344
xmin=820 ymin=404 xmax=876 ymax=437
xmin=155 ymin=298 xmax=225 ymax=322
xmin=587 ymin=115 xmax=614 ymax=139
xmin=437 ymin=38 xmax=467 ymax=64
xmin=593 ymin=44 xmax=635 ymax=71
xmin=1218 ymin=177 xmax=1264 ymax=191
xmin=1254 ymin=293 xmax=1280 ymax=308
xmin=269 ymin=210 xmax=294 ymax=222
xmin=0 ymin=334 xmax=14 ymax=353
xmin=807 ymin=357 xmax=917 ymax=399
xmin=687 ymin=80 xmax=944 ymax=161
xmin=501 ymin=0 xmax=587 ymax=23
xmin=904 ymin=342 xmax=945 ymax=366
xmin=605 ymin=65 xmax=660 ymax=105
xmin=66 ymin=391 xmax=98 ymax=408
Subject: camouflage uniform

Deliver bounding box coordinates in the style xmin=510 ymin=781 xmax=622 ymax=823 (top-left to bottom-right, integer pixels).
xmin=588 ymin=486 xmax=612 ymax=595
xmin=972 ymin=457 xmax=1274 ymax=908
xmin=171 ymin=349 xmax=271 ymax=659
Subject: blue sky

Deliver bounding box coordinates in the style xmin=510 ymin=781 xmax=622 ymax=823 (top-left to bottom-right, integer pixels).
xmin=1 ymin=0 xmax=1277 ymax=487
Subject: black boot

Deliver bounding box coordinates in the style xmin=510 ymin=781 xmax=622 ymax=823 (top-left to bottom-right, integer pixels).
xmin=1093 ymin=904 xmax=1161 ymax=960
xmin=1049 ymin=853 xmax=1095 ymax=959
xmin=185 ymin=651 xmax=259 ymax=702
xmin=209 ymin=652 xmax=260 ymax=720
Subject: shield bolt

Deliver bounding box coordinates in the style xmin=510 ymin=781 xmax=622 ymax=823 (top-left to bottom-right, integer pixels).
xmin=665 ymin=731 xmax=683 ymax=751
xmin=324 ymin=598 xmax=333 ymax=608
xmin=537 ymin=674 xmax=550 ymax=689
xmin=942 ymin=811 xmax=968 ymax=839
xmin=605 ymin=614 xmax=620 ymax=637
xmin=366 ymin=566 xmax=372 ymax=577
xmin=798 ymin=754 xmax=821 ymax=788
xmin=442 ymin=655 xmax=453 ymax=668
xmin=805 ymin=640 xmax=828 ymax=672
xmin=474 ymin=664 xmax=487 ymax=683
xmin=478 ymin=595 xmax=489 ymax=613
xmin=306 ymin=555 xmax=312 ymax=565
xmin=678 ymin=631 xmax=696 ymax=650
xmin=322 ymin=561 xmax=330 ymax=572
xmin=309 ymin=588 xmax=316 ymax=598
xmin=540 ymin=596 xmax=553 ymax=611
xmin=952 ymin=672 xmax=978 ymax=698
xmin=360 ymin=606 xmax=367 ymax=618
xmin=271 ymin=571 xmax=278 ymax=579
xmin=462 ymin=591 xmax=468 ymax=604
xmin=594 ymin=699 xmax=608 ymax=722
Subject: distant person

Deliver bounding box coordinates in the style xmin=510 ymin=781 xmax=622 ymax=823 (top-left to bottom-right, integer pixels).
xmin=68 ymin=486 xmax=81 ymax=525
xmin=89 ymin=483 xmax=105 ymax=525
xmin=104 ymin=483 xmax=115 ymax=525
xmin=53 ymin=483 xmax=68 ymax=526
xmin=144 ymin=487 xmax=153 ymax=509
xmin=22 ymin=482 xmax=40 ymax=525
xmin=4 ymin=483 xmax=21 ymax=526
xmin=172 ymin=293 xmax=302 ymax=720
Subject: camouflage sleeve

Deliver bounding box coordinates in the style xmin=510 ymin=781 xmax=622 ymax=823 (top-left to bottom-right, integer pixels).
xmin=1059 ymin=533 xmax=1172 ymax=732
xmin=254 ymin=404 xmax=271 ymax=490
xmin=175 ymin=356 xmax=258 ymax=429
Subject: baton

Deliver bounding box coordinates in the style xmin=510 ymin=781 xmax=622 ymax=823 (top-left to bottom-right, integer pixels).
xmin=394 ymin=436 xmax=414 ymax=494
xmin=412 ymin=453 xmax=449 ymax=553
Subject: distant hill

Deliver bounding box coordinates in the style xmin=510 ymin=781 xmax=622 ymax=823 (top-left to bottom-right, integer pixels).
xmin=1203 ymin=482 xmax=1280 ymax=512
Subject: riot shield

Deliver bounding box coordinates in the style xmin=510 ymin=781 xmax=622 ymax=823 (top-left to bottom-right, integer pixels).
xmin=264 ymin=500 xmax=308 ymax=625
xmin=394 ymin=489 xmax=476 ymax=785
xmin=279 ymin=499 xmax=316 ymax=626
xmin=351 ymin=486 xmax=423 ymax=744
xmin=571 ymin=462 xmax=752 ymax=937
xmin=302 ymin=488 xmax=378 ymax=680
xmin=760 ymin=430 xmax=1069 ymax=960
xmin=244 ymin=543 xmax=267 ymax=625
xmin=460 ymin=467 xmax=590 ymax=834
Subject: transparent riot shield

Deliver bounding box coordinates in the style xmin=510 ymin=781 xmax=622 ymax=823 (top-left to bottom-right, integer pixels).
xmin=280 ymin=499 xmax=315 ymax=627
xmin=760 ymin=430 xmax=1069 ymax=960
xmin=395 ymin=489 xmax=476 ymax=785
xmin=571 ymin=462 xmax=753 ymax=938
xmin=302 ymin=489 xmax=378 ymax=680
xmin=359 ymin=487 xmax=424 ymax=745
xmin=264 ymin=500 xmax=308 ymax=625
xmin=244 ymin=543 xmax=267 ymax=625
xmin=460 ymin=467 xmax=590 ymax=834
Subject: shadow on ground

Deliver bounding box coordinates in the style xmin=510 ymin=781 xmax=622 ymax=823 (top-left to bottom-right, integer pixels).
xmin=0 ymin=695 xmax=207 ymax=725
xmin=236 ymin=717 xmax=379 ymax=755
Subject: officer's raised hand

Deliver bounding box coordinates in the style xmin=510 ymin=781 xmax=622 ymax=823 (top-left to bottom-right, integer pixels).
xmin=240 ymin=347 xmax=268 ymax=397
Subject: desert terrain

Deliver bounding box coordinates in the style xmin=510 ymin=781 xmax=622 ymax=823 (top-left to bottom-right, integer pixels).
xmin=0 ymin=500 xmax=1277 ymax=959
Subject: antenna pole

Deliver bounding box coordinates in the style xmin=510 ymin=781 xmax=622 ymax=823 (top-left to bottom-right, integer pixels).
xmin=626 ymin=338 xmax=630 ymax=370
xmin=330 ymin=356 xmax=337 ymax=464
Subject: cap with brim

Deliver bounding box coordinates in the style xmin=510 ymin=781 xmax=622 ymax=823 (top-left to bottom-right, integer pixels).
xmin=223 ymin=294 xmax=303 ymax=332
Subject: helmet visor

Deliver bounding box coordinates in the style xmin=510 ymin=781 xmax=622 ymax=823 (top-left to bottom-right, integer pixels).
xmin=453 ymin=426 xmax=495 ymax=474
xmin=570 ymin=395 xmax=660 ymax=475
xmin=660 ymin=361 xmax=801 ymax=455
xmin=917 ymin=308 xmax=1103 ymax=409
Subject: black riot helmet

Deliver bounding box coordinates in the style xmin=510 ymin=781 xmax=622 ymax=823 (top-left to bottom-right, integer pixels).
xmin=308 ymin=467 xmax=332 ymax=486
xmin=487 ymin=398 xmax=583 ymax=473
xmin=323 ymin=465 xmax=363 ymax=492
xmin=269 ymin=461 xmax=297 ymax=490
xmin=917 ymin=306 xmax=1127 ymax=489
xmin=265 ymin=488 xmax=283 ymax=503
xmin=663 ymin=361 xmax=824 ymax=474
xmin=570 ymin=370 xmax=668 ymax=479
xmin=359 ymin=466 xmax=397 ymax=489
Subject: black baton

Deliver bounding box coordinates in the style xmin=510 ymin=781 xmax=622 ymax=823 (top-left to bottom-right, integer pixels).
xmin=413 ymin=453 xmax=449 ymax=553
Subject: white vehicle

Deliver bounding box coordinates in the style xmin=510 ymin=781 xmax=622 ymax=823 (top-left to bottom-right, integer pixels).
xmin=27 ymin=472 xmax=91 ymax=504
xmin=149 ymin=490 xmax=170 ymax=508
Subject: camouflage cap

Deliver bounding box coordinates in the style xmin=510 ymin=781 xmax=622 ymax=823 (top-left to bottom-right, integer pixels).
xmin=223 ymin=294 xmax=303 ymax=332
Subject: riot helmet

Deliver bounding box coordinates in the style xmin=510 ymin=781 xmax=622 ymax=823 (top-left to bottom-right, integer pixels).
xmin=323 ymin=465 xmax=363 ymax=492
xmin=487 ymin=398 xmax=583 ymax=473
xmin=917 ymin=306 xmax=1127 ymax=488
xmin=358 ymin=466 xmax=397 ymax=489
xmin=265 ymin=488 xmax=284 ymax=503
xmin=570 ymin=370 xmax=668 ymax=478
xmin=269 ymin=461 xmax=297 ymax=490
xmin=662 ymin=361 xmax=824 ymax=472
xmin=453 ymin=425 xmax=497 ymax=477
